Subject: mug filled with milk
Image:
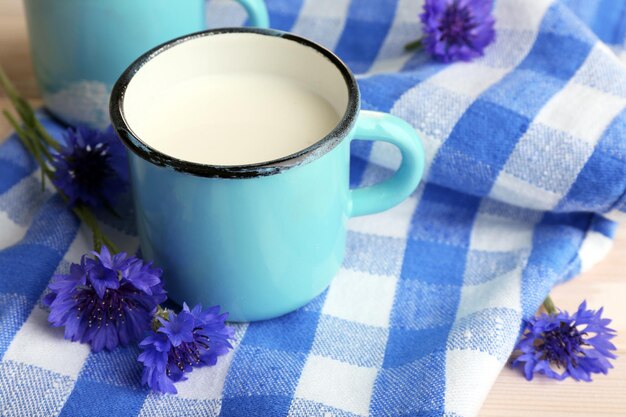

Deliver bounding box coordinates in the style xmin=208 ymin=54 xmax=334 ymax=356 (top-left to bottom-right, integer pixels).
xmin=110 ymin=28 xmax=425 ymax=322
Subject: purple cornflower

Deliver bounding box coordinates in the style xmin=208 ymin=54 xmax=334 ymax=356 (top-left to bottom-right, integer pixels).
xmin=138 ymin=303 xmax=234 ymax=394
xmin=512 ymin=300 xmax=617 ymax=381
xmin=52 ymin=126 xmax=128 ymax=208
xmin=44 ymin=246 xmax=166 ymax=352
xmin=420 ymin=0 xmax=495 ymax=63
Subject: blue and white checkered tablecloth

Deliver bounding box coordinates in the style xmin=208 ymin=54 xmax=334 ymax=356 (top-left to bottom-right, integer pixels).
xmin=2 ymin=0 xmax=626 ymax=416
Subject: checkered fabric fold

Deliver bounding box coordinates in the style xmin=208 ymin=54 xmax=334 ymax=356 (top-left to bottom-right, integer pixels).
xmin=2 ymin=0 xmax=626 ymax=416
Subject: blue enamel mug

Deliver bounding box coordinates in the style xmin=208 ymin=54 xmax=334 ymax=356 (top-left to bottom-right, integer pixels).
xmin=23 ymin=0 xmax=268 ymax=129
xmin=110 ymin=28 xmax=425 ymax=322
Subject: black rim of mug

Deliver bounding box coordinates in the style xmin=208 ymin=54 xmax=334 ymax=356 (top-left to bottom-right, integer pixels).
xmin=109 ymin=27 xmax=361 ymax=179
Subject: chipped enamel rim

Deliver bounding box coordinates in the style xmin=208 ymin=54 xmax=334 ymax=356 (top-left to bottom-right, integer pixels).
xmin=109 ymin=27 xmax=360 ymax=179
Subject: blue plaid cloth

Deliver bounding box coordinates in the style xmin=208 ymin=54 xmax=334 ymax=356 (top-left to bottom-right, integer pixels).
xmin=2 ymin=0 xmax=626 ymax=416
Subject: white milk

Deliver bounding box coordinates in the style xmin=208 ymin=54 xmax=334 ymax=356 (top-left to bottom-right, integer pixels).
xmin=135 ymin=72 xmax=341 ymax=166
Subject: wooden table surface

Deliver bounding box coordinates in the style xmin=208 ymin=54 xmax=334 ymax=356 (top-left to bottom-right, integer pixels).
xmin=1 ymin=1 xmax=625 ymax=416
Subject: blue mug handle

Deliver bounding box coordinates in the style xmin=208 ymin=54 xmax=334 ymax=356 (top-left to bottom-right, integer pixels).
xmin=234 ymin=0 xmax=270 ymax=27
xmin=349 ymin=110 xmax=425 ymax=217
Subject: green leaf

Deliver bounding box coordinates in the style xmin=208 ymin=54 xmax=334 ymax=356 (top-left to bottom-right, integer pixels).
xmin=404 ymin=38 xmax=424 ymax=52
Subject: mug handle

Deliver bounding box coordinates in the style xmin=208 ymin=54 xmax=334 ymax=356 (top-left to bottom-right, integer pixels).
xmin=349 ymin=110 xmax=425 ymax=217
xmin=234 ymin=0 xmax=270 ymax=28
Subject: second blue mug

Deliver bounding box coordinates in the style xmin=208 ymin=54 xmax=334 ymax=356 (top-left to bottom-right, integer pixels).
xmin=23 ymin=0 xmax=269 ymax=128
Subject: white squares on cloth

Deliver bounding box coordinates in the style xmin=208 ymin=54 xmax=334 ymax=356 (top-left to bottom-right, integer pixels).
xmin=493 ymin=0 xmax=553 ymax=31
xmin=294 ymin=355 xmax=377 ymax=416
xmin=490 ymin=171 xmax=563 ymax=211
xmin=456 ymin=267 xmax=522 ymax=320
xmin=310 ymin=315 xmax=388 ymax=368
xmin=291 ymin=0 xmax=351 ymax=50
xmin=480 ymin=29 xmax=537 ymax=69
xmin=535 ymin=82 xmax=626 ymax=145
xmin=0 ymin=211 xmax=27 ymax=250
xmin=470 ymin=213 xmax=534 ymax=252
xmin=572 ymin=43 xmax=626 ymax=98
xmin=4 ymin=307 xmax=90 ymax=378
xmin=348 ymin=195 xmax=418 ymax=239
xmin=0 ymin=360 xmax=76 ymax=417
xmin=173 ymin=357 xmax=231 ymax=401
xmin=429 ymin=63 xmax=508 ymax=100
xmin=322 ymin=268 xmax=397 ymax=328
xmin=392 ymin=82 xmax=474 ymax=143
xmin=391 ymin=82 xmax=474 ymax=175
xmin=502 ymin=123 xmax=595 ymax=194
xmin=0 ymin=172 xmax=53 ymax=250
xmin=444 ymin=350 xmax=503 ymax=417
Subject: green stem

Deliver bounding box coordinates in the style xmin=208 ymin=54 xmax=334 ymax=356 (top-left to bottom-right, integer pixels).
xmin=25 ymin=123 xmax=53 ymax=161
xmin=101 ymin=235 xmax=120 ymax=254
xmin=72 ymin=205 xmax=120 ymax=254
xmin=0 ymin=67 xmax=34 ymax=122
xmin=74 ymin=206 xmax=103 ymax=252
xmin=0 ymin=72 xmax=37 ymax=134
xmin=404 ymin=38 xmax=423 ymax=52
xmin=3 ymin=110 xmax=37 ymax=156
xmin=34 ymin=119 xmax=61 ymax=152
xmin=0 ymin=66 xmax=61 ymax=153
xmin=542 ymin=295 xmax=557 ymax=315
xmin=0 ymin=66 xmax=19 ymax=102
